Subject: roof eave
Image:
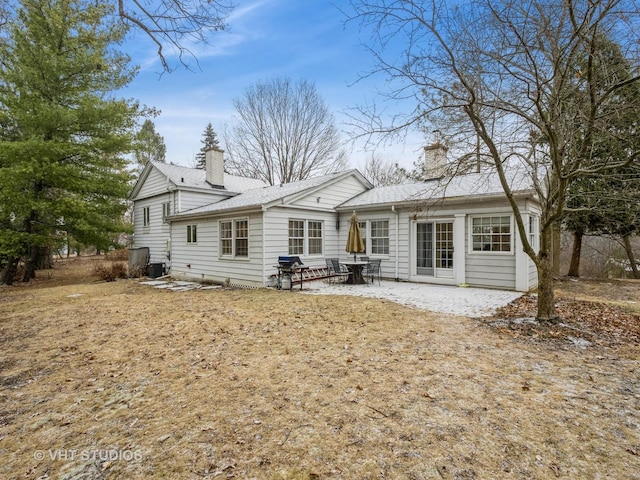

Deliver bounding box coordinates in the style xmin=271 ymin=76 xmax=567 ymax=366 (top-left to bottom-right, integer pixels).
xmin=336 ymin=189 xmax=535 ymax=212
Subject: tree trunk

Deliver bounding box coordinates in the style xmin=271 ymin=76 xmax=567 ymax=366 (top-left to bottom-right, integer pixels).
xmin=552 ymin=223 xmax=561 ymax=276
xmin=22 ymin=245 xmax=54 ymax=282
xmin=0 ymin=257 xmax=19 ymax=285
xmin=622 ymin=234 xmax=640 ymax=279
xmin=536 ymin=226 xmax=559 ymax=323
xmin=567 ymin=230 xmax=583 ymax=277
xmin=22 ymin=245 xmax=38 ymax=282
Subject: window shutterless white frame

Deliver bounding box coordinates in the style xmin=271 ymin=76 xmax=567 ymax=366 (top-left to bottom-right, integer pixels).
xmin=220 ymin=221 xmax=232 ymax=255
xmin=234 ymin=219 xmax=248 ymax=257
xmin=370 ymin=220 xmax=389 ymax=255
xmin=307 ymin=220 xmax=323 ymax=256
xmin=469 ymin=215 xmax=513 ymax=254
xmin=143 ymin=206 xmax=150 ymax=227
xmin=288 ymin=219 xmax=305 ymax=255
xmin=288 ymin=219 xmax=324 ymax=256
xmin=162 ymin=202 xmax=170 ymax=224
xmin=219 ymin=218 xmax=249 ymax=258
xmin=187 ymin=224 xmax=197 ymax=244
xmin=358 ymin=221 xmax=367 ymax=254
xmin=529 ymin=215 xmax=539 ymax=251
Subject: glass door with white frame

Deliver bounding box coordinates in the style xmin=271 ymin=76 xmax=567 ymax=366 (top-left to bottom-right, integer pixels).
xmin=416 ymin=221 xmax=454 ymax=277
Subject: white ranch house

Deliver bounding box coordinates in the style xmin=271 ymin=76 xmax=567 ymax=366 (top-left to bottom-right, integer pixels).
xmin=130 ymin=147 xmax=540 ymax=291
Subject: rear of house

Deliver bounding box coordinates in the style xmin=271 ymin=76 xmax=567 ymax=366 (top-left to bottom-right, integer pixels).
xmin=131 ymin=147 xmax=540 ymax=291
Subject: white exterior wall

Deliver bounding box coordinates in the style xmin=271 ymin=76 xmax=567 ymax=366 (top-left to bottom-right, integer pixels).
xmin=166 ymin=175 xmax=370 ymax=286
xmin=132 ymin=193 xmax=172 ymax=264
xmin=263 ymin=207 xmax=340 ymax=278
xmin=347 ymin=198 xmax=538 ymax=291
xmin=132 ymin=165 xmax=238 ymax=267
xmin=135 ymin=168 xmax=168 ymax=199
xmin=170 ymin=212 xmax=264 ymax=287
xmin=178 ymin=190 xmax=229 ymax=213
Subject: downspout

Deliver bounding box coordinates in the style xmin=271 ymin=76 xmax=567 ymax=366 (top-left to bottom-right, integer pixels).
xmin=262 ymin=205 xmax=267 ymax=285
xmin=392 ymin=205 xmax=400 ymax=281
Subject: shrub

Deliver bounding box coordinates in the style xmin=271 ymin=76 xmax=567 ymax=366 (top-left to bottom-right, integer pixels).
xmin=94 ymin=261 xmax=128 ymax=282
xmin=105 ymin=249 xmax=128 ymax=262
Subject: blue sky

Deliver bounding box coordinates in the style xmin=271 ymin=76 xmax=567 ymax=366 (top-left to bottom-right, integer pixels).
xmin=122 ymin=0 xmax=426 ymax=171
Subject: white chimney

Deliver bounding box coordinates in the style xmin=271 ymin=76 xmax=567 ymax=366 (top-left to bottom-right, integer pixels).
xmin=423 ymin=143 xmax=448 ymax=179
xmin=205 ymin=147 xmax=225 ymax=186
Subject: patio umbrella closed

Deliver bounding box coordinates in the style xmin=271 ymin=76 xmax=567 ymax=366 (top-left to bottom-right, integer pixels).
xmin=346 ymin=212 xmax=365 ymax=261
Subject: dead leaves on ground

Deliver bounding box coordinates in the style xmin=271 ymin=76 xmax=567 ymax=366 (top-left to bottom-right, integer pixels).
xmin=489 ymin=288 xmax=640 ymax=346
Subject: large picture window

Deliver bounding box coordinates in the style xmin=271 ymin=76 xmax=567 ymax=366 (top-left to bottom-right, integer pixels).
xmin=220 ymin=219 xmax=249 ymax=257
xmin=288 ymin=219 xmax=323 ymax=256
xmin=370 ymin=220 xmax=389 ymax=255
xmin=471 ymin=216 xmax=511 ymax=252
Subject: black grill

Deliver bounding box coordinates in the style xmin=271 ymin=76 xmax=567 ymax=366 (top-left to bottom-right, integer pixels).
xmin=276 ymin=256 xmax=307 ymax=290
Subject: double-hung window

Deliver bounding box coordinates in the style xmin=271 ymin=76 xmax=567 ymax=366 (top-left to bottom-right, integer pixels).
xmin=288 ymin=220 xmax=305 ymax=255
xmin=370 ymin=220 xmax=389 ymax=255
xmin=220 ymin=219 xmax=249 ymax=257
xmin=288 ymin=219 xmax=323 ymax=256
xmin=162 ymin=202 xmax=171 ymax=224
xmin=529 ymin=215 xmax=539 ymax=251
xmin=187 ymin=224 xmax=197 ymax=243
xmin=142 ymin=207 xmax=150 ymax=227
xmin=308 ymin=221 xmax=323 ymax=255
xmin=471 ymin=216 xmax=511 ymax=252
xmin=358 ymin=221 xmax=367 ymax=253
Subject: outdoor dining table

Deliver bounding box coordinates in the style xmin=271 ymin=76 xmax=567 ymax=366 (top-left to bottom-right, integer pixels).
xmin=341 ymin=260 xmax=369 ymax=285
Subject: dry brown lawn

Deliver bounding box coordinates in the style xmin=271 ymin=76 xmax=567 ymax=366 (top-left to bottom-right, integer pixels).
xmin=1 ymin=256 xmax=639 ymax=479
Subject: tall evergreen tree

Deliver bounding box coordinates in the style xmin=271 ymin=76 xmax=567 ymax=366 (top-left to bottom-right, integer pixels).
xmin=195 ymin=122 xmax=221 ymax=169
xmin=564 ymin=36 xmax=640 ymax=277
xmin=133 ymin=119 xmax=166 ymax=172
xmin=0 ymin=0 xmax=143 ymax=284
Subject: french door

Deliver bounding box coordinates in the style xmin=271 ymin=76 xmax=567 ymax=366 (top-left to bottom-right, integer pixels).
xmin=416 ymin=221 xmax=454 ymax=277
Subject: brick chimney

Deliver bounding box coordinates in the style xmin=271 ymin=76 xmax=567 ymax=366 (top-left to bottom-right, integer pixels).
xmin=423 ymin=143 xmax=448 ymax=179
xmin=205 ymin=147 xmax=225 ymax=187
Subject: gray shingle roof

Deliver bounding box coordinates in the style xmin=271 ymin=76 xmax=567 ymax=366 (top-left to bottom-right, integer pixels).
xmin=174 ymin=170 xmax=362 ymax=217
xmin=151 ymin=161 xmax=267 ymax=193
xmin=339 ymin=168 xmax=535 ymax=209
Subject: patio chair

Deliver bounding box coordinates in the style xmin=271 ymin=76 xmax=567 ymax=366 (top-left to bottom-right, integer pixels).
xmin=325 ymin=257 xmax=338 ymax=283
xmin=363 ymin=258 xmax=381 ymax=285
xmin=329 ymin=258 xmax=352 ymax=284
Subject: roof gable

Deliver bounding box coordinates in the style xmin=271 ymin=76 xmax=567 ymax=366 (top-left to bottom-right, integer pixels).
xmin=130 ymin=161 xmax=267 ymax=200
xmin=170 ymin=169 xmax=373 ymax=218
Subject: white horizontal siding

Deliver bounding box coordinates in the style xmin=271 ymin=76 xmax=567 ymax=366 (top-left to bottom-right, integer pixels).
xmin=170 ymin=212 xmax=264 ymax=287
xmin=264 ymin=207 xmax=340 ymax=274
xmin=337 ymin=210 xmax=401 ymax=281
xmin=179 ymin=190 xmax=229 ymax=213
xmin=293 ymin=176 xmax=369 ymax=209
xmin=465 ymin=254 xmax=516 ymax=289
xmin=132 ymin=195 xmax=171 ymax=264
xmin=134 ymin=167 xmax=168 ymax=200
xmin=528 ymin=259 xmax=538 ymax=288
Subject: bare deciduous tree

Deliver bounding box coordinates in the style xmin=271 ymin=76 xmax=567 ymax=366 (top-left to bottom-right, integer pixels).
xmin=362 ymin=153 xmax=408 ymax=186
xmin=347 ymin=0 xmax=640 ymax=321
xmin=225 ymin=77 xmax=347 ymax=185
xmin=116 ymin=0 xmax=235 ymax=71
